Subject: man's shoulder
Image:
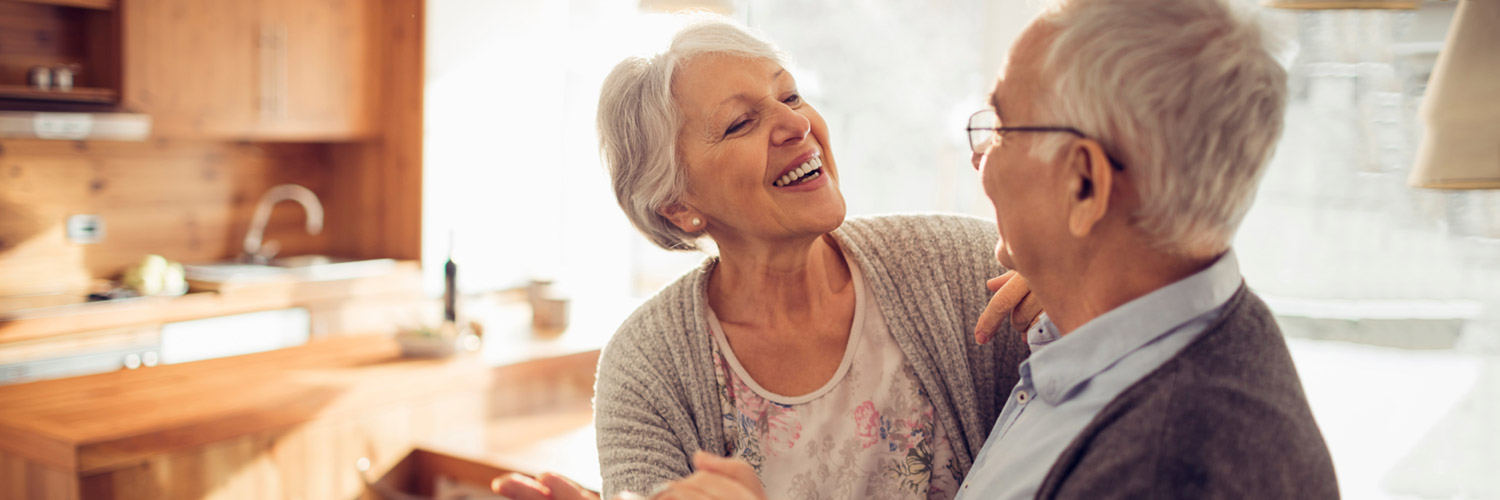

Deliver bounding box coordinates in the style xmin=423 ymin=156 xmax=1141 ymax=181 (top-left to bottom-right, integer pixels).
xmin=1043 ymin=290 xmax=1339 ymax=499
xmin=1115 ymin=289 xmax=1322 ymax=438
xmin=1153 ymin=289 xmax=1305 ymax=401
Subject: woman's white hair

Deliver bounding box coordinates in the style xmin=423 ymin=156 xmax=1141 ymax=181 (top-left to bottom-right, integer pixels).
xmin=598 ymin=14 xmax=789 ymax=251
xmin=1032 ymin=0 xmax=1288 ymax=257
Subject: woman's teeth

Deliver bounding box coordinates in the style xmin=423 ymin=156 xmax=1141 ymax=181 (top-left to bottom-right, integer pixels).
xmin=774 ymin=156 xmax=824 ymax=187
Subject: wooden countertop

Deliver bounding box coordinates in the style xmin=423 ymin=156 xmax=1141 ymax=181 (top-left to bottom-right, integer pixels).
xmin=0 ymin=336 xmax=491 ymax=476
xmin=0 ymin=261 xmax=423 ymax=344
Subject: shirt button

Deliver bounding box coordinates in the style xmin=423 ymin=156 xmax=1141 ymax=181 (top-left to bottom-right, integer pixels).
xmin=1016 ymin=390 xmax=1030 ymax=404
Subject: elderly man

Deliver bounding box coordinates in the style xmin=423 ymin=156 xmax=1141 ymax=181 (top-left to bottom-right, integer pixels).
xmin=950 ymin=0 xmax=1339 ymax=498
xmin=650 ymin=0 xmax=1339 ymax=499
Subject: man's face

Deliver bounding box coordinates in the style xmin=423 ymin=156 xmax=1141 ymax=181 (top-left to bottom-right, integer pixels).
xmin=975 ymin=20 xmax=1070 ymax=275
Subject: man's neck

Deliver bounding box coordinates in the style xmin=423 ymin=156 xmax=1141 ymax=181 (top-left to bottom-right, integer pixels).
xmin=1032 ymin=246 xmax=1223 ymax=335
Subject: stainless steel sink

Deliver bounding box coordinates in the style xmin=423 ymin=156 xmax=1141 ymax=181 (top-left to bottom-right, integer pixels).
xmin=185 ymin=185 xmax=399 ymax=285
xmin=184 ymin=256 xmax=397 ymax=284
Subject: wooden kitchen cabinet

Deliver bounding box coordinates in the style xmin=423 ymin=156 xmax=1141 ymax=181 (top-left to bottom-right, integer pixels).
xmin=120 ymin=0 xmax=257 ymax=137
xmin=121 ymin=0 xmax=374 ymax=140
xmin=255 ymin=0 xmax=373 ymax=139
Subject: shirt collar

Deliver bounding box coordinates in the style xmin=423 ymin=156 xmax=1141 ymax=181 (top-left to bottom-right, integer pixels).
xmin=1027 ymin=250 xmax=1244 ymax=405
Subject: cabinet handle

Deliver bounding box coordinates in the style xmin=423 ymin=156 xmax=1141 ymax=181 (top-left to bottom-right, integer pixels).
xmin=259 ymin=23 xmax=289 ymax=122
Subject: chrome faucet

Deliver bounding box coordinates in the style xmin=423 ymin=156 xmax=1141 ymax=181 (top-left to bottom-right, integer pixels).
xmin=241 ymin=184 xmax=324 ymax=264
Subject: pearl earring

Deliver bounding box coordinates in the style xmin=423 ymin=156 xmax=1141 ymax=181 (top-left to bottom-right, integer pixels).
xmin=691 ymin=217 xmax=702 ymax=227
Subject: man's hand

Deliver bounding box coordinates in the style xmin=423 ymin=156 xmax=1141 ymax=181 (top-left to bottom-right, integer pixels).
xmin=974 ymin=271 xmax=1043 ymax=344
xmin=648 ymin=452 xmax=766 ymax=500
xmin=492 ymin=472 xmax=600 ymax=500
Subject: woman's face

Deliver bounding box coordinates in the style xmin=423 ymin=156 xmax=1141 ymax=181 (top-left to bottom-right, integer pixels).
xmin=670 ymin=54 xmax=845 ymax=248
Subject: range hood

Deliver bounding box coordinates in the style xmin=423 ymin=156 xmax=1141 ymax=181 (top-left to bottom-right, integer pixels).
xmin=0 ymin=111 xmax=151 ymax=141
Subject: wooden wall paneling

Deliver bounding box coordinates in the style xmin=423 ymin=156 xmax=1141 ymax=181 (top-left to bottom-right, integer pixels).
xmin=324 ymin=0 xmax=423 ymax=262
xmin=380 ymin=0 xmax=425 ymax=262
xmin=0 ymin=139 xmax=336 ymax=298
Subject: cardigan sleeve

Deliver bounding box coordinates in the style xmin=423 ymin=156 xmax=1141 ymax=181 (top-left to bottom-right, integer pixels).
xmin=925 ymin=214 xmax=1031 ymax=408
xmin=593 ymin=326 xmax=695 ymax=498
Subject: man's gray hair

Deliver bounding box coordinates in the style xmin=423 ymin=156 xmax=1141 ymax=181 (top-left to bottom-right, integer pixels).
xmin=598 ymin=14 xmax=789 ymax=251
xmin=1033 ymin=0 xmax=1288 ymax=257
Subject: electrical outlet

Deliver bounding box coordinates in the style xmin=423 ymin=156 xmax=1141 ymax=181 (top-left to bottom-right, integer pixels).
xmin=66 ymin=214 xmax=104 ymax=244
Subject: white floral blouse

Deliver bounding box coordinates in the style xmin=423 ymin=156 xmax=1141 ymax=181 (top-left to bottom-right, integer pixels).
xmin=706 ymin=256 xmax=962 ymax=500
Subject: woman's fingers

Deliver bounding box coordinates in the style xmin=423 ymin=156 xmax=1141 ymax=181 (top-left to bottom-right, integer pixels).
xmin=538 ymin=472 xmax=601 ymax=500
xmin=975 ymin=271 xmax=1031 ymax=345
xmin=494 ymin=473 xmax=553 ymax=500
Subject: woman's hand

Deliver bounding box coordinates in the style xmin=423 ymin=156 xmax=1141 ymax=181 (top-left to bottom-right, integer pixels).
xmin=648 ymin=452 xmax=767 ymax=500
xmin=492 ymin=472 xmax=600 ymax=500
xmin=974 ymin=271 xmax=1043 ymax=345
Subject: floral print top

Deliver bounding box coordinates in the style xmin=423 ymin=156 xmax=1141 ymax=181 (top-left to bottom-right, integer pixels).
xmin=706 ymin=255 xmax=962 ymax=500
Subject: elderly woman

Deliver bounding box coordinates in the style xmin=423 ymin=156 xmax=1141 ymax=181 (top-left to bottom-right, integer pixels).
xmin=498 ymin=15 xmax=1034 ymax=500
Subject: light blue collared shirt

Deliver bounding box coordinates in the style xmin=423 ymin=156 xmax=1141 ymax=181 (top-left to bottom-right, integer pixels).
xmin=953 ymin=250 xmax=1245 ymax=500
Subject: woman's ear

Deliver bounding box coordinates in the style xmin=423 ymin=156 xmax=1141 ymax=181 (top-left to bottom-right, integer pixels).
xmin=658 ymin=203 xmax=706 ymax=232
xmin=1065 ymin=140 xmax=1114 ymax=238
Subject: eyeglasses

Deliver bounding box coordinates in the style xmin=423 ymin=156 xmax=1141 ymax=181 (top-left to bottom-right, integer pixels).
xmin=965 ymin=109 xmax=1125 ymax=171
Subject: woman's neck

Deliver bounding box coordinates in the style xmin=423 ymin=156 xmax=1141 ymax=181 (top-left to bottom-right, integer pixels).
xmin=707 ymin=234 xmax=853 ymax=329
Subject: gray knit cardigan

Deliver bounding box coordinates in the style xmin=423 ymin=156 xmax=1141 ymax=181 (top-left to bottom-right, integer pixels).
xmin=593 ymin=214 xmax=1031 ymax=498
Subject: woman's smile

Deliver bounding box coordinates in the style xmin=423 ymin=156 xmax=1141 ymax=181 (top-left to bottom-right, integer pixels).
xmin=771 ymin=148 xmax=828 ymax=190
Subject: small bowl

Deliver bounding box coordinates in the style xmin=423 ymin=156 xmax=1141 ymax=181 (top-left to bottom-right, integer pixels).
xmin=395 ymin=330 xmax=457 ymax=358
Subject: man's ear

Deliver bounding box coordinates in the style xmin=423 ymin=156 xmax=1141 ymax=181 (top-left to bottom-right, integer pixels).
xmin=658 ymin=202 xmax=705 ymax=232
xmin=1064 ymin=139 xmax=1114 ymax=238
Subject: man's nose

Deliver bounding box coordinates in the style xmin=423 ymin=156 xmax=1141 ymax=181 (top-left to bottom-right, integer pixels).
xmin=971 ymin=151 xmax=984 ymax=171
xmin=770 ymin=106 xmax=811 ymax=146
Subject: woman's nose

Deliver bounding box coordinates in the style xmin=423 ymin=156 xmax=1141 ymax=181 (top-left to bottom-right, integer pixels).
xmin=769 ymin=106 xmax=811 ymax=146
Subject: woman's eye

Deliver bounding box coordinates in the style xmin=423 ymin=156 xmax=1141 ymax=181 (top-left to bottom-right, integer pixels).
xmin=725 ymin=119 xmax=750 ymax=136
xmin=783 ymin=93 xmax=802 ymax=105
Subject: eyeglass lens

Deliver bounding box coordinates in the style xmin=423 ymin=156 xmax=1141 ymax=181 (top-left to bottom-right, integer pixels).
xmin=968 ymin=110 xmax=1000 ymax=153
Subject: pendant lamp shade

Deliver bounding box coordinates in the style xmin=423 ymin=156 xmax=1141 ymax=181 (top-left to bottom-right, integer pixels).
xmin=639 ymin=0 xmax=734 ymax=14
xmin=1409 ymin=0 xmax=1500 ymax=189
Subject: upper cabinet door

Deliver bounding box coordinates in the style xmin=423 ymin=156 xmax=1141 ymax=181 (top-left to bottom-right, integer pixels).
xmin=254 ymin=0 xmax=373 ymax=140
xmin=121 ymin=0 xmax=259 ymax=137
xmin=122 ymin=0 xmax=373 ymax=141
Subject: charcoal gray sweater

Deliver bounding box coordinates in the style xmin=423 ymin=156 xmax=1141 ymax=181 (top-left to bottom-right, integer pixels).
xmin=1034 ymin=287 xmax=1339 ymax=499
xmin=592 ymin=214 xmax=1031 ymax=498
